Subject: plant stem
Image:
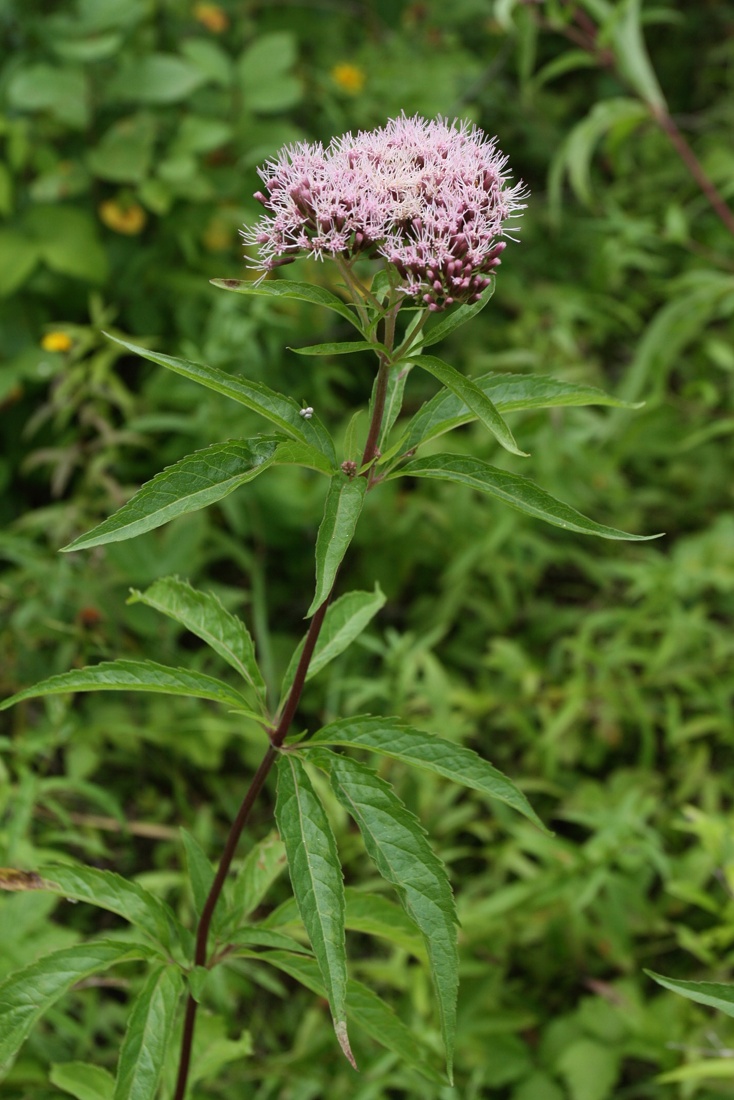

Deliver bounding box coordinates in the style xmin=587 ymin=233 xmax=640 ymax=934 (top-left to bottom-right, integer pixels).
xmin=172 ymin=308 xmax=399 ymax=1099
xmin=652 ymin=107 xmax=734 ymax=239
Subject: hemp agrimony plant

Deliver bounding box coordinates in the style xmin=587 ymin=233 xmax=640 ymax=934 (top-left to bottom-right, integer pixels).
xmin=0 ymin=115 xmax=656 ymax=1097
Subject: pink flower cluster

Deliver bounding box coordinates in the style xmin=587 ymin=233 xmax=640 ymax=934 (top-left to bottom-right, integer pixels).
xmin=244 ymin=114 xmax=526 ymax=311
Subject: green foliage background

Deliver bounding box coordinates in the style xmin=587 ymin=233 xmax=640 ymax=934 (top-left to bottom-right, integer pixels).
xmin=2 ymin=0 xmax=734 ymax=1096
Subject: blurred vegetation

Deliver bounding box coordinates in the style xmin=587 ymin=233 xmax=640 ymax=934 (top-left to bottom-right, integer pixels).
xmin=2 ymin=0 xmax=734 ymax=1097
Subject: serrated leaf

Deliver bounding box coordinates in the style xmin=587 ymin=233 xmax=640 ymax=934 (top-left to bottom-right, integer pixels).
xmin=274 ymin=438 xmax=335 ymax=475
xmin=417 ymin=279 xmax=496 ymax=349
xmin=129 ymin=576 xmax=266 ymax=702
xmin=274 ymin=754 xmax=353 ymax=1067
xmin=306 ymin=476 xmax=367 ymax=617
xmin=211 ymin=278 xmax=361 ymax=331
xmin=33 ymin=865 xmax=186 ymax=952
xmin=412 ymin=354 xmax=526 ymax=457
xmin=263 ymin=950 xmax=444 ymax=1083
xmin=345 ymin=889 xmax=426 ymax=960
xmin=113 ymin=965 xmax=183 ymax=1100
xmin=180 ymin=830 xmax=215 ymax=917
xmin=314 ymin=750 xmax=458 ymax=1082
xmin=645 ymin=970 xmax=734 ymax=1017
xmin=227 ymin=927 xmax=313 ymax=954
xmin=225 ymin=832 xmax=287 ymax=925
xmin=50 ymin=1061 xmax=115 ymax=1100
xmin=104 ymin=335 xmax=335 ymax=460
xmin=392 ymin=454 xmax=661 ymax=540
xmin=0 ymin=659 xmax=258 ymax=716
xmin=308 ymin=716 xmax=546 ymax=830
xmin=281 ymin=586 xmax=386 ymax=700
xmin=290 ymin=340 xmax=385 ymax=356
xmin=62 ymin=439 xmax=278 ymax=551
xmin=0 ymin=941 xmax=152 ymax=1073
xmin=399 ymin=372 xmax=642 ymax=453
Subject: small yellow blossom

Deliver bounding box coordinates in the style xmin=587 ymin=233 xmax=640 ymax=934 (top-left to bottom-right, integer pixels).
xmin=194 ymin=3 xmax=229 ymax=33
xmin=99 ymin=200 xmax=147 ymax=236
xmin=331 ymin=63 xmax=366 ymax=95
xmin=41 ymin=331 xmax=73 ymax=353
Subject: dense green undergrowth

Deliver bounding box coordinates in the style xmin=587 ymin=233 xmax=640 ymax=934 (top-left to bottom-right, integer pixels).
xmin=2 ymin=0 xmax=734 ymax=1097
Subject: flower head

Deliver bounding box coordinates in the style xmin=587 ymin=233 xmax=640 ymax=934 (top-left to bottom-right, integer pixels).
xmin=244 ymin=113 xmax=526 ymax=310
xmin=41 ymin=331 xmax=73 ymax=353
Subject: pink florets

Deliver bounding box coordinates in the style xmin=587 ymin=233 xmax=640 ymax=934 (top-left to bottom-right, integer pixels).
xmin=243 ymin=114 xmax=527 ymax=310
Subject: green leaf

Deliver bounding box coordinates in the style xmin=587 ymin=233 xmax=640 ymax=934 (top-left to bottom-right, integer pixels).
xmin=263 ymin=950 xmax=444 ymax=1083
xmin=274 ymin=438 xmax=336 ymax=475
xmin=557 ymin=1038 xmax=620 ymax=1100
xmin=290 ymin=340 xmax=385 ymax=357
xmin=274 ymin=754 xmax=354 ymax=1067
xmin=399 ymin=372 xmax=642 ymax=453
xmin=50 ymin=1062 xmax=115 ymax=1100
xmin=25 ymin=206 xmax=107 ymax=284
xmin=87 ymin=114 xmax=158 ymax=184
xmin=0 ymin=941 xmax=152 ymax=1073
xmin=645 ymin=970 xmax=734 ymax=1017
xmin=0 ymin=231 xmax=40 ymax=296
xmin=306 ymin=476 xmax=367 ymax=617
xmin=61 ymin=439 xmax=279 ymax=551
xmin=379 ymin=361 xmax=414 ymax=448
xmin=280 ymin=586 xmax=386 ymax=700
xmin=227 ymin=927 xmax=313 ymax=954
xmin=7 ymin=64 xmax=89 ymax=128
xmin=412 ymin=354 xmax=526 ymax=457
xmin=128 ymin=576 xmax=266 ymax=702
xmin=238 ymin=33 xmax=302 ymax=113
xmin=314 ymin=750 xmax=458 ymax=1082
xmin=391 ymin=454 xmax=661 ymax=540
xmin=0 ymin=659 xmax=258 ymax=716
xmin=34 ymin=865 xmax=186 ymax=952
xmin=603 ymin=0 xmax=666 ymax=111
xmin=345 ymin=889 xmax=426 ymax=960
xmin=109 ymin=53 xmax=208 ymax=104
xmin=417 ymin=279 xmax=496 ymax=349
xmin=550 ymin=97 xmax=650 ymax=212
xmin=226 ymin=832 xmax=287 ymax=924
xmin=180 ymin=830 xmax=215 ymax=917
xmin=308 ymin=716 xmax=546 ymax=831
xmin=104 ymin=335 xmax=335 ymax=459
xmin=113 ymin=966 xmax=183 ymax=1100
xmin=211 ymin=278 xmax=361 ymax=330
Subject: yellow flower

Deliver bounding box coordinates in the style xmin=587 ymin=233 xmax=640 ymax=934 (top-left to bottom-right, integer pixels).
xmin=331 ymin=63 xmax=366 ymax=95
xmin=41 ymin=331 xmax=73 ymax=353
xmin=193 ymin=3 xmax=229 ymax=33
xmin=98 ymin=200 xmax=147 ymax=236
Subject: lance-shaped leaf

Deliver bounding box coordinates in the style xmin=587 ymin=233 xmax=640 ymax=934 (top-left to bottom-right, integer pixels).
xmin=290 ymin=340 xmax=386 ymax=357
xmin=227 ymin=927 xmax=313 ymax=955
xmin=281 ymin=586 xmax=386 ymax=701
xmin=308 ymin=716 xmax=545 ymax=831
xmin=128 ymin=577 xmax=266 ymax=703
xmin=412 ymin=354 xmax=526 ymax=457
xmin=391 ymin=454 xmax=662 ymax=540
xmin=417 ymin=278 xmax=496 ymax=350
xmin=645 ymin=971 xmax=734 ymax=1018
xmin=273 ymin=439 xmax=335 ymax=475
xmin=30 ymin=865 xmax=187 ymax=953
xmin=306 ymin=475 xmax=367 ymax=616
xmin=224 ymin=832 xmax=287 ymax=927
xmin=180 ymin=830 xmax=216 ymax=918
xmin=50 ymin=1061 xmax=114 ymax=1100
xmin=113 ymin=965 xmax=184 ymax=1100
xmin=0 ymin=659 xmax=260 ymax=717
xmin=105 ymin=334 xmax=336 ymax=461
xmin=211 ymin=277 xmax=361 ymax=330
xmin=399 ymin=371 xmax=643 ymax=454
xmin=61 ymin=439 xmax=278 ymax=552
xmin=275 ymin=754 xmax=353 ymax=1067
xmin=313 ymin=750 xmax=458 ymax=1083
xmin=0 ymin=941 xmax=153 ymax=1073
xmin=345 ymin=889 xmax=426 ymax=960
xmin=262 ymin=950 xmax=444 ymax=1084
